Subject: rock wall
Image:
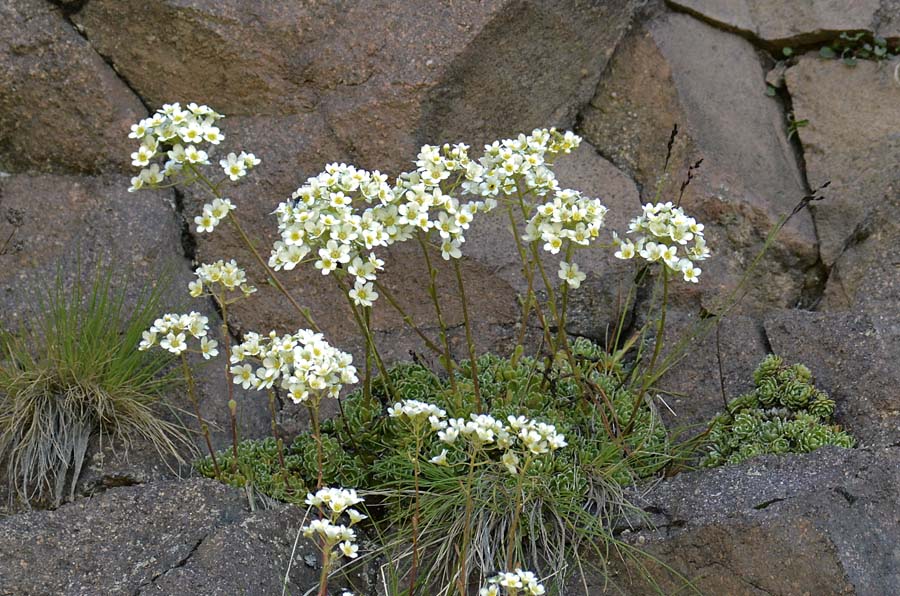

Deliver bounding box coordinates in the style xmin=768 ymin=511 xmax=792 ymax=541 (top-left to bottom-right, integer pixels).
xmin=0 ymin=0 xmax=898 ymax=593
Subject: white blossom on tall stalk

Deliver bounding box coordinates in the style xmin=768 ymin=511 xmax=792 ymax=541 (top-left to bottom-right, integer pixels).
xmin=228 ymin=329 xmax=357 ymax=403
xmin=303 ymin=487 xmax=367 ymax=594
xmin=269 ymin=128 xmax=590 ymax=305
xmin=612 ymin=201 xmax=710 ymax=283
xmin=126 ymin=102 xmax=260 ymax=194
xmin=188 ymin=258 xmax=257 ymax=298
xmin=138 ymin=311 xmax=215 ymax=358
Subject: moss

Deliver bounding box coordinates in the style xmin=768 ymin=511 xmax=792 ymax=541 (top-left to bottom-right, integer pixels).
xmin=702 ymin=354 xmax=855 ymax=468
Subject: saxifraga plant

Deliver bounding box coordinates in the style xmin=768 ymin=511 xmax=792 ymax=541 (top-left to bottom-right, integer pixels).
xmin=0 ymin=263 xmax=190 ymax=507
xmin=703 ymin=354 xmax=854 ymax=467
xmin=130 ymin=103 xmax=805 ymax=596
xmin=198 ymin=338 xmax=683 ymax=595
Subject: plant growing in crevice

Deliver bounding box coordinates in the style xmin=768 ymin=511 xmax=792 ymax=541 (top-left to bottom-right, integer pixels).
xmin=819 ymin=32 xmax=899 ymax=65
xmin=0 ymin=263 xmax=190 ymax=508
xmin=703 ymin=354 xmax=854 ymax=467
xmin=129 ymin=103 xmax=818 ymax=595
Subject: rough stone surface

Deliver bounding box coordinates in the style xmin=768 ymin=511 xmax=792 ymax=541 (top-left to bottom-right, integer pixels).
xmin=0 ymin=0 xmax=146 ymax=174
xmin=579 ymin=12 xmax=820 ymax=313
xmin=820 ymin=193 xmax=900 ymax=362
xmin=0 ymin=173 xmax=271 ymax=497
xmin=594 ymin=446 xmax=900 ymax=596
xmin=667 ymin=0 xmax=893 ymax=45
xmin=74 ymin=0 xmax=636 ymax=174
xmin=765 ymin=310 xmax=900 ymax=448
xmin=785 ymin=56 xmax=900 ymax=267
xmin=653 ymin=313 xmax=770 ymax=433
xmin=0 ymin=174 xmax=185 ymax=331
xmin=0 ymin=479 xmax=371 ymax=595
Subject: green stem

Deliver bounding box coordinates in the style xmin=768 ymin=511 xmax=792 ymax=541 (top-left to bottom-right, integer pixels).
xmin=186 ymin=163 xmax=320 ymax=332
xmin=180 ymin=353 xmax=220 ymax=477
xmin=308 ymin=402 xmax=324 ymax=489
xmin=267 ymin=389 xmax=287 ymax=474
xmin=505 ymin=203 xmax=555 ymax=356
xmin=317 ymin=542 xmax=330 ymax=596
xmin=336 ymin=275 xmax=396 ymax=402
xmin=409 ymin=428 xmax=423 ymax=595
xmin=219 ymin=299 xmax=240 ymax=474
xmin=415 ymin=233 xmax=461 ymax=405
xmin=372 ymin=280 xmax=446 ymax=357
xmin=451 ymin=258 xmax=482 ymax=413
xmin=624 ymin=266 xmax=669 ymax=435
xmin=457 ymin=444 xmax=479 ymax=595
xmin=504 ymin=455 xmax=532 ymax=570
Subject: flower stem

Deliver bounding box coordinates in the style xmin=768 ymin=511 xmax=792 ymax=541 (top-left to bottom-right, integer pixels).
xmin=267 ymin=389 xmax=287 ymax=474
xmin=185 ymin=163 xmax=320 ymax=332
xmin=219 ymin=300 xmax=240 ymax=473
xmin=336 ymin=275 xmax=397 ymax=402
xmin=504 ymin=455 xmax=532 ymax=570
xmin=372 ymin=280 xmax=446 ymax=357
xmin=409 ymin=428 xmax=423 ymax=595
xmin=308 ymin=402 xmax=324 ymax=489
xmin=451 ymin=258 xmax=482 ymax=413
xmin=624 ymin=267 xmax=669 ymax=435
xmin=180 ymin=353 xmax=220 ymax=477
xmin=415 ymin=233 xmax=461 ymax=405
xmin=457 ymin=444 xmax=479 ymax=595
xmin=317 ymin=542 xmax=330 ymax=596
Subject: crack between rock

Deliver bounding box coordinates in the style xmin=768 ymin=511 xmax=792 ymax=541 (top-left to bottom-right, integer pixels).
xmin=664 ymin=0 xmax=763 ymax=47
xmin=48 ymin=3 xmax=152 ymax=114
xmin=770 ymin=68 xmax=830 ymax=310
xmin=665 ymin=0 xmax=879 ymax=53
xmin=133 ymin=533 xmax=207 ymax=595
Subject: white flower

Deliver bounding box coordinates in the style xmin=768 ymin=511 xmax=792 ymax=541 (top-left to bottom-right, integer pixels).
xmin=200 ymin=338 xmax=219 ymax=360
xmin=220 ymin=153 xmax=247 ymax=181
xmin=348 ymin=280 xmax=378 ymax=307
xmin=188 ymin=280 xmax=204 ymax=298
xmin=501 ymin=451 xmax=519 ymax=475
xmin=339 ymin=541 xmax=359 ymax=559
xmin=194 ymin=212 xmax=220 ymax=233
xmin=680 ymin=258 xmax=701 ymax=283
xmin=159 ymin=332 xmax=187 ymax=355
xmin=138 ymin=330 xmax=156 ymax=351
xmin=614 ymin=240 xmax=635 ymax=260
xmin=429 ymin=449 xmax=449 ymax=466
xmin=231 ymin=364 xmax=256 ymax=389
xmin=558 ymin=261 xmax=586 ymax=289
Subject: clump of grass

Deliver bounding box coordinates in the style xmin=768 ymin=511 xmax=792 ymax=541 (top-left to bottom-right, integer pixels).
xmin=0 ymin=263 xmax=190 ymax=507
xmin=703 ymin=354 xmax=854 ymax=467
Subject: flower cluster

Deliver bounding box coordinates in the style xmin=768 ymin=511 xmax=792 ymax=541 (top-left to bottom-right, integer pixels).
xmin=138 ymin=311 xmax=218 ymax=359
xmin=188 ymin=259 xmax=257 ymax=298
xmin=480 ymin=569 xmax=546 ymax=595
xmin=302 ymin=487 xmax=366 ymax=561
xmin=462 ymin=129 xmax=580 ymax=199
xmin=387 ymin=399 xmax=447 ymax=424
xmin=428 ymin=412 xmax=566 ymax=475
xmin=524 ymin=188 xmax=609 ymax=251
xmin=228 ymin=329 xmax=357 ymax=402
xmin=613 ymin=202 xmax=709 ymax=282
xmin=270 ymin=129 xmax=588 ymax=305
xmin=193 ymin=197 xmax=236 ymax=234
xmin=127 ymin=102 xmax=260 ymax=193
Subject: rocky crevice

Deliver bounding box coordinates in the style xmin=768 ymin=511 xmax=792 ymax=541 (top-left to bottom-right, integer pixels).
xmin=47 ymin=2 xmax=152 ymax=115
xmin=133 ymin=534 xmax=208 ymax=595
